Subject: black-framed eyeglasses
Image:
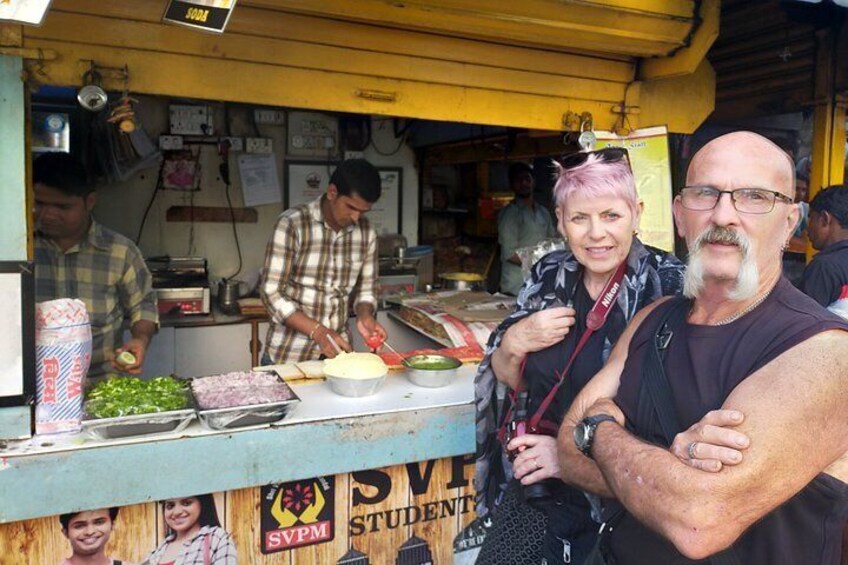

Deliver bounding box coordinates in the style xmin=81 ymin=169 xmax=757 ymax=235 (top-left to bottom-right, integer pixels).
xmin=679 ymin=186 xmax=794 ymax=214
xmin=560 ymin=147 xmax=630 ymax=169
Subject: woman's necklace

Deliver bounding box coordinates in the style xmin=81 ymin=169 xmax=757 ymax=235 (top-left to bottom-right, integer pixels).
xmin=710 ymin=287 xmax=774 ymax=326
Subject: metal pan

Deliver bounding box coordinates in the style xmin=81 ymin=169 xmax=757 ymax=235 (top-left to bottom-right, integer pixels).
xmin=82 ymin=407 xmax=196 ymax=440
xmin=196 ymin=394 xmax=301 ymax=430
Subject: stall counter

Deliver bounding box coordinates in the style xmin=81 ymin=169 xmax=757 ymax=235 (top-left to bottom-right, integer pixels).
xmin=0 ymin=366 xmax=476 ymax=524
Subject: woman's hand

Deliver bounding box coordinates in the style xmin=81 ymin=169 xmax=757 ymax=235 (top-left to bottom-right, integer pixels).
xmin=504 ymin=306 xmax=577 ymax=357
xmin=507 ymin=434 xmax=562 ymax=485
xmin=670 ymin=409 xmax=750 ymax=472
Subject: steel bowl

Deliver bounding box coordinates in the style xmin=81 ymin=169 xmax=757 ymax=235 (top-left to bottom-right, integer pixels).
xmin=325 ymin=373 xmax=387 ymax=397
xmin=439 ymin=272 xmax=484 ymax=291
xmin=403 ymin=354 xmax=462 ymax=388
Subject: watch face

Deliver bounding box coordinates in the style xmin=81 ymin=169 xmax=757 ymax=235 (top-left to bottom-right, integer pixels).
xmin=573 ymin=422 xmax=590 ymax=452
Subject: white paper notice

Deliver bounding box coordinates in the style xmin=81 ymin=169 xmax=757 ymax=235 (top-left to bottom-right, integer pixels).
xmin=238 ymin=154 xmax=282 ymax=207
xmin=0 ymin=273 xmax=23 ymax=397
xmin=0 ymin=0 xmax=52 ymax=25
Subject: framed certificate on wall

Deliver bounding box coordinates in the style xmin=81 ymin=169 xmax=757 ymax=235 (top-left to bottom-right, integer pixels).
xmin=371 ymin=167 xmax=402 ymax=235
xmin=284 ymin=161 xmax=336 ymax=210
xmin=284 ymin=162 xmax=403 ymax=236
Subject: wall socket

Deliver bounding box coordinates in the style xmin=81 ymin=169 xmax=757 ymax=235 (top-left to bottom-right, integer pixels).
xmin=245 ymin=137 xmax=273 ymax=154
xmin=159 ymin=135 xmax=184 ymax=151
xmin=222 ymin=137 xmax=244 ymax=152
xmin=169 ymin=105 xmax=213 ymax=135
xmin=254 ymin=109 xmax=285 ymax=125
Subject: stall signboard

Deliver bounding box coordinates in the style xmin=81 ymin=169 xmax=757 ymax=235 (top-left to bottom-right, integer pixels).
xmin=0 ymin=0 xmax=52 ymax=25
xmin=0 ymin=454 xmax=476 ymax=564
xmin=595 ymin=126 xmax=675 ymax=252
xmin=163 ymin=0 xmax=237 ymax=33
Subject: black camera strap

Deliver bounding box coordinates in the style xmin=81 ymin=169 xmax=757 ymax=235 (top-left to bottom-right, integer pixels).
xmin=528 ymin=261 xmax=627 ymax=431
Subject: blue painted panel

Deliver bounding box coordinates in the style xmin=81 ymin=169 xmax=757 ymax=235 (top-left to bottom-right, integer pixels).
xmin=0 ymin=406 xmax=31 ymax=440
xmin=0 ymin=404 xmax=474 ymax=523
xmin=0 ymin=56 xmax=28 ymax=261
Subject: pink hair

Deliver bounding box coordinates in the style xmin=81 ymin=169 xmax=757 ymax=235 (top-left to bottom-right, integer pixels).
xmin=552 ymin=154 xmax=639 ymax=217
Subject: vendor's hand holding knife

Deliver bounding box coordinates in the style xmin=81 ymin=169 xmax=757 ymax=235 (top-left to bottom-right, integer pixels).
xmin=312 ymin=325 xmax=352 ymax=358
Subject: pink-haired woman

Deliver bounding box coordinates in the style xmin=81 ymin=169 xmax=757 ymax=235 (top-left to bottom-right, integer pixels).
xmin=474 ymin=149 xmax=685 ymax=564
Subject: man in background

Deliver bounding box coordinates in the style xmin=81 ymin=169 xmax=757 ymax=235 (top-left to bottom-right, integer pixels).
xmin=58 ymin=508 xmax=127 ymax=565
xmin=261 ymin=158 xmax=387 ymax=363
xmin=34 ymin=153 xmax=158 ymax=381
xmin=800 ymin=184 xmax=848 ymax=318
xmin=498 ymin=162 xmax=557 ymax=295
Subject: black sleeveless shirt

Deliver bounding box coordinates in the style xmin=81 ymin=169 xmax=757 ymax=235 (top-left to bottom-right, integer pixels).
xmin=610 ymin=277 xmax=848 ymax=565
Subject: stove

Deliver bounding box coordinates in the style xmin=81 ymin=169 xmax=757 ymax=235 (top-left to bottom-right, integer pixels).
xmin=146 ymin=256 xmax=211 ymax=316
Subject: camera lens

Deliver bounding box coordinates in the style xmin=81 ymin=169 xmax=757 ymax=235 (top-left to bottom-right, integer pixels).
xmin=522 ymin=480 xmax=555 ymax=510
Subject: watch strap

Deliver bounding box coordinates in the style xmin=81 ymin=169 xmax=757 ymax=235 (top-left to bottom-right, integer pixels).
xmin=578 ymin=413 xmax=617 ymax=459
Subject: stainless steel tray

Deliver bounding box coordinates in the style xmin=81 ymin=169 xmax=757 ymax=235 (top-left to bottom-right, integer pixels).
xmin=82 ymin=407 xmax=196 ymax=440
xmin=196 ymin=394 xmax=300 ymax=430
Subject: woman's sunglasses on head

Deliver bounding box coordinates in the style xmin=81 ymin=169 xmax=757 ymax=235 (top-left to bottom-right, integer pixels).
xmin=560 ymin=147 xmax=630 ymax=170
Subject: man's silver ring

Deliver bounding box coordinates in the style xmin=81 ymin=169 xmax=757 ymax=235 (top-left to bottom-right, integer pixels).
xmin=687 ymin=441 xmax=698 ymax=460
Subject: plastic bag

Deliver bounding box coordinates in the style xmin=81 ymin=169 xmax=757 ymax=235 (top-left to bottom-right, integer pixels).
xmin=515 ymin=237 xmax=569 ymax=280
xmin=34 ymin=299 xmax=92 ymax=434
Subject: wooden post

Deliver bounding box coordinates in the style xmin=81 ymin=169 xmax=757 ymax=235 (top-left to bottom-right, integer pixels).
xmin=807 ymin=28 xmax=847 ymax=262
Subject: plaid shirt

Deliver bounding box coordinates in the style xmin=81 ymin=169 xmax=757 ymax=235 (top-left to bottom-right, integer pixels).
xmin=35 ymin=220 xmax=158 ymax=378
xmin=260 ymin=196 xmax=378 ymax=363
xmin=143 ymin=526 xmax=237 ymax=565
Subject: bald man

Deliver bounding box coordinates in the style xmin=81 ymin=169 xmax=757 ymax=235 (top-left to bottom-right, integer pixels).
xmin=556 ymin=132 xmax=848 ymax=564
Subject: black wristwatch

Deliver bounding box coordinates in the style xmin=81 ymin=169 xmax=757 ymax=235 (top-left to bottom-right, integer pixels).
xmin=573 ymin=414 xmax=618 ymax=459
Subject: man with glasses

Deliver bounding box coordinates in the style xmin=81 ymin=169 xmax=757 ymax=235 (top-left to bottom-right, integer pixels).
xmin=800 ymin=185 xmax=848 ymax=319
xmin=557 ymin=131 xmax=848 ymax=564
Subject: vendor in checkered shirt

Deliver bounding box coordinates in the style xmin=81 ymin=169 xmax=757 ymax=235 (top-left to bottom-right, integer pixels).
xmin=33 ymin=153 xmax=158 ymax=381
xmin=260 ymin=159 xmax=387 ymax=363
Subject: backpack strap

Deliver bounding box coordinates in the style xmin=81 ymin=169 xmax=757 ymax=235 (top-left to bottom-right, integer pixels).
xmin=639 ymin=297 xmax=690 ymax=441
xmin=637 ymin=297 xmax=743 ymax=565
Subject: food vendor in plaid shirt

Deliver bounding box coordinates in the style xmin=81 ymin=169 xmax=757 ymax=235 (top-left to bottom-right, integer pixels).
xmin=33 ymin=153 xmax=158 ymax=382
xmin=260 ymin=159 xmax=388 ymax=363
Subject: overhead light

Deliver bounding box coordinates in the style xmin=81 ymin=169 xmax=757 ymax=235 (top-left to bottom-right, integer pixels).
xmin=0 ymin=0 xmax=52 ymax=26
xmin=163 ymin=0 xmax=238 ymax=33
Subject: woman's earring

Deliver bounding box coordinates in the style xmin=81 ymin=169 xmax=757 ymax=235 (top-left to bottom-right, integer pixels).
xmin=632 ymin=229 xmax=639 ymax=236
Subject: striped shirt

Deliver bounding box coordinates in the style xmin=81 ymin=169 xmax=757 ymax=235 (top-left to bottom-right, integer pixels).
xmin=35 ymin=220 xmax=158 ymax=378
xmin=260 ymin=196 xmax=378 ymax=363
xmin=142 ymin=525 xmax=237 ymax=565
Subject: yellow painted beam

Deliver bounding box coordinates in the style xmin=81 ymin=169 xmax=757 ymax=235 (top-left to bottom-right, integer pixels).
xmin=640 ymin=0 xmax=720 ymax=80
xmin=47 ymin=2 xmax=635 ymax=82
xmin=24 ymin=12 xmax=627 ymax=102
xmin=0 ymin=24 xmax=23 ymax=47
xmin=249 ymin=0 xmax=693 ymax=56
xmin=636 ymin=58 xmax=716 ymax=134
xmin=24 ymin=41 xmax=620 ymax=131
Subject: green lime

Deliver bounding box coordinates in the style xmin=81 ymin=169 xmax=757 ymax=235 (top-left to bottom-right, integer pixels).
xmin=117 ymin=351 xmax=137 ymax=366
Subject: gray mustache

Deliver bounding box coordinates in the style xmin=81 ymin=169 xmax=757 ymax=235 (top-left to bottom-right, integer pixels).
xmin=693 ymin=226 xmax=749 ymax=251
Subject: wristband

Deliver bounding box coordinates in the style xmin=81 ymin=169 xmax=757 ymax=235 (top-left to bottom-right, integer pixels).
xmin=309 ymin=323 xmax=322 ymax=340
